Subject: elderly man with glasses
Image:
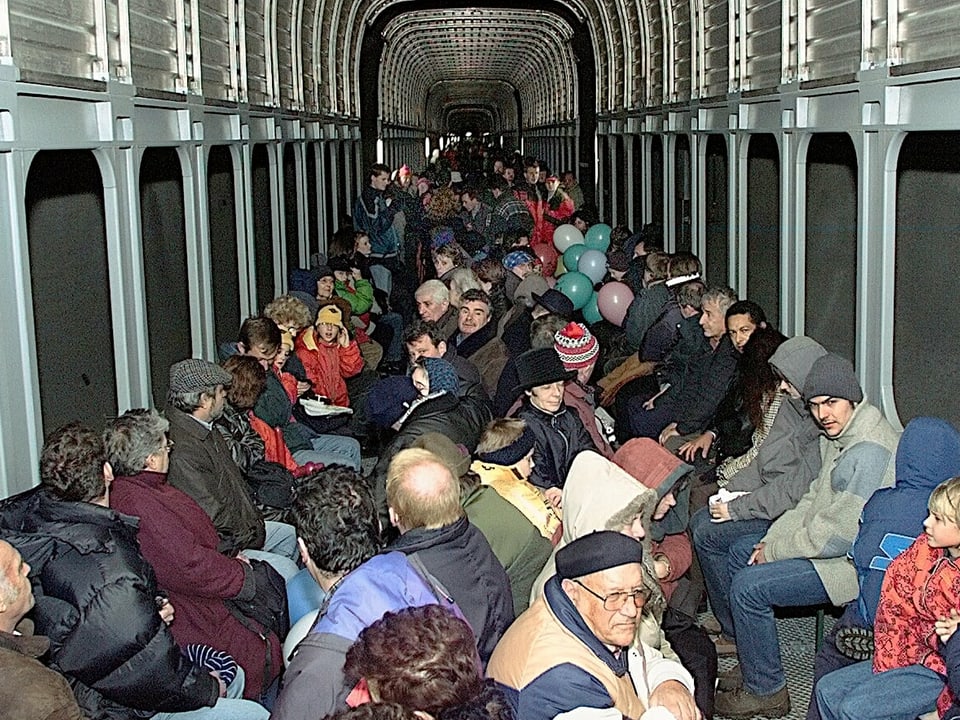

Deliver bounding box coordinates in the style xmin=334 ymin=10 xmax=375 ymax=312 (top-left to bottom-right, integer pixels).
xmin=488 ymin=530 xmax=698 ymax=720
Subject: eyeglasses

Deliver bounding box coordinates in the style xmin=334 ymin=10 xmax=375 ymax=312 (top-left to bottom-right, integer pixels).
xmin=573 ymin=579 xmax=650 ymax=611
xmin=161 ymin=440 xmax=174 ymax=453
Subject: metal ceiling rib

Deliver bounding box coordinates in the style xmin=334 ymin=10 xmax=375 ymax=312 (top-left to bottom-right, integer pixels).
xmin=377 ymin=8 xmax=577 ymax=130
xmin=424 ymin=79 xmax=518 ymax=134
xmin=313 ymin=0 xmax=641 ymax=121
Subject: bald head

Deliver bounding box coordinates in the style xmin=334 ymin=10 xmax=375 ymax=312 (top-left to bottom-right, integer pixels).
xmin=0 ymin=539 xmax=34 ymax=631
xmin=386 ymin=449 xmax=463 ymax=531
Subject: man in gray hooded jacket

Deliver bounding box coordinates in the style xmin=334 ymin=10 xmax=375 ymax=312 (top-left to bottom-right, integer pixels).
xmin=690 ymin=337 xmax=827 ymax=658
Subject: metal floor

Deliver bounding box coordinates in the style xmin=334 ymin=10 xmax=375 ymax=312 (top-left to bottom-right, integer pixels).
xmin=714 ymin=612 xmax=833 ymax=720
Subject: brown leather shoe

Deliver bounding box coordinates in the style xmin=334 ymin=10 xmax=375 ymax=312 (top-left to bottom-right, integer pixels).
xmin=715 ymin=686 xmax=791 ymax=718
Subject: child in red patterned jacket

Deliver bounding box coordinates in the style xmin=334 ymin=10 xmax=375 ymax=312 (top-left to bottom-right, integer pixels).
xmin=815 ymin=475 xmax=960 ymax=720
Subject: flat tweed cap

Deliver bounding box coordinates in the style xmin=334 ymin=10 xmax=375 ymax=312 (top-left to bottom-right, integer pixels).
xmin=169 ymin=358 xmax=232 ymax=395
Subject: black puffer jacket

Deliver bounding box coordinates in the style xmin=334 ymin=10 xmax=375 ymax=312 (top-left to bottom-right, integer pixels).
xmin=372 ymin=392 xmax=488 ymax=524
xmin=388 ymin=516 xmax=514 ymax=664
xmin=0 ymin=488 xmax=218 ymax=720
xmin=514 ymin=400 xmax=597 ymax=491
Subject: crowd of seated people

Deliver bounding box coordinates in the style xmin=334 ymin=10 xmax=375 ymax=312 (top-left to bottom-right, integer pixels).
xmin=4 ymin=143 xmax=960 ymax=720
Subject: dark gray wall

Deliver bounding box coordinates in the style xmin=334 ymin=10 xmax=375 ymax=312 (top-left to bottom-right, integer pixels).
xmin=252 ymin=143 xmax=275 ymax=312
xmin=804 ymin=133 xmax=857 ymax=362
xmin=27 ymin=150 xmax=117 ymax=434
xmin=704 ymin=134 xmax=729 ymax=287
xmin=895 ymin=132 xmax=960 ymax=426
xmin=139 ymin=147 xmax=191 ymax=405
xmin=746 ymin=134 xmax=780 ymax=322
xmin=207 ymin=146 xmax=241 ymax=345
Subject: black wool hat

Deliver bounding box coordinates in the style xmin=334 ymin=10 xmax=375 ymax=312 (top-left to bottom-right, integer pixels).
xmin=556 ymin=531 xmax=644 ymax=579
xmin=514 ymin=347 xmax=575 ymax=394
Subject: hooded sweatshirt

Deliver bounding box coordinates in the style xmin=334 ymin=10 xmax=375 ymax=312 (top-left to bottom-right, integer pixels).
xmin=529 ymin=445 xmax=691 ymax=657
xmin=851 ymin=416 xmax=960 ymax=624
xmin=761 ymin=397 xmax=900 ymax=604
xmin=722 ymin=336 xmax=826 ymax=521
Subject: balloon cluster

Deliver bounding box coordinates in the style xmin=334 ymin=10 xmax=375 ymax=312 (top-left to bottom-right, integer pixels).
xmin=550 ymin=223 xmax=634 ymax=326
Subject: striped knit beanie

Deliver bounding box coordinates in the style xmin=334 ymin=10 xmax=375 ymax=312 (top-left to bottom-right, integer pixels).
xmin=554 ymin=322 xmax=599 ymax=370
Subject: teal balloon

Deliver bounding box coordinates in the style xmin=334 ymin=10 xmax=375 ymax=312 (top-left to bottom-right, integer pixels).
xmin=556 ymin=271 xmax=594 ymax=310
xmin=582 ymin=291 xmax=602 ymax=324
xmin=584 ymin=223 xmax=612 ymax=251
xmin=563 ymin=244 xmax=587 ymax=273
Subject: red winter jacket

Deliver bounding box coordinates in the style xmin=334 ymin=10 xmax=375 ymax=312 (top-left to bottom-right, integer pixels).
xmin=874 ymin=534 xmax=960 ymax=714
xmin=294 ymin=327 xmax=364 ymax=406
xmin=111 ymin=471 xmax=282 ymax=699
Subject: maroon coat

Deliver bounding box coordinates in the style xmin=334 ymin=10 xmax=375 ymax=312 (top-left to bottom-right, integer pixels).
xmin=110 ymin=470 xmax=281 ymax=699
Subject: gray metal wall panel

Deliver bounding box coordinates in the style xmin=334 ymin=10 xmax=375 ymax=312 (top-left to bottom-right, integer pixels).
xmin=745 ymin=0 xmax=782 ymax=90
xmin=703 ymin=0 xmax=730 ymax=96
xmin=245 ymin=4 xmax=270 ymax=105
xmin=199 ymin=0 xmax=232 ymax=100
xmin=9 ymin=1 xmax=99 ymax=79
xmin=898 ymin=2 xmax=960 ymax=67
xmin=805 ymin=0 xmax=860 ymax=81
xmin=129 ymin=1 xmax=181 ymax=93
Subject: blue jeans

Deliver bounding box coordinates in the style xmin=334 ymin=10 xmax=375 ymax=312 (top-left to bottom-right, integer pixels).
xmin=293 ymin=434 xmax=361 ymax=470
xmin=154 ymin=668 xmax=269 ymax=720
xmin=815 ymin=660 xmax=943 ymax=720
xmin=728 ymin=555 xmax=830 ymax=695
xmin=690 ymin=506 xmax=771 ymax=637
xmin=806 ymin=604 xmax=864 ymax=720
xmin=244 ymin=520 xmax=299 ymax=580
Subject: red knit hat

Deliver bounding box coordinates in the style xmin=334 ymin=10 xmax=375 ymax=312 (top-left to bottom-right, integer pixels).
xmin=554 ymin=322 xmax=599 ymax=369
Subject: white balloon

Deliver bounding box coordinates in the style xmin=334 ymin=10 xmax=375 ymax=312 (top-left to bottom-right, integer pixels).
xmin=553 ymin=224 xmax=585 ymax=252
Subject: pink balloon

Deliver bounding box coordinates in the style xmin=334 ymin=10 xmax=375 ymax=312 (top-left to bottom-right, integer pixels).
xmin=597 ymin=281 xmax=635 ymax=327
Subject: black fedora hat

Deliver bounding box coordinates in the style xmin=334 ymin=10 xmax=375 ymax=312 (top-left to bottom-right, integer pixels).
xmin=531 ymin=289 xmax=574 ymax=318
xmin=514 ymin=347 xmax=576 ymax=394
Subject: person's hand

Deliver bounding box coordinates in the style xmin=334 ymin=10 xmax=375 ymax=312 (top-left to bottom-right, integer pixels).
xmin=936 ymin=608 xmax=960 ymax=643
xmin=678 ymin=432 xmax=713 ymax=461
xmin=658 ymin=423 xmax=679 ymax=446
xmin=643 ymin=396 xmax=657 ymax=410
xmin=338 ymin=326 xmax=350 ymax=348
xmin=236 ymin=553 xmax=251 ymax=566
xmin=158 ymin=599 xmax=175 ymax=626
xmin=352 ymin=267 xmax=362 ymax=282
xmin=709 ymin=501 xmax=730 ymax=521
xmin=748 ymin=542 xmax=767 ymax=565
xmin=544 ymin=487 xmax=563 ymax=509
xmin=296 ymin=381 xmax=312 ymax=397
xmin=649 ymin=679 xmax=700 ymax=720
xmin=210 ymin=671 xmax=227 ymax=698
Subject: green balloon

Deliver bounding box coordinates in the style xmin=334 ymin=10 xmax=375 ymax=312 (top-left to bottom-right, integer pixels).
xmin=582 ymin=291 xmax=602 ymax=324
xmin=584 ymin=223 xmax=612 ymax=251
xmin=556 ymin=271 xmax=594 ymax=311
xmin=563 ymin=244 xmax=587 ymax=273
